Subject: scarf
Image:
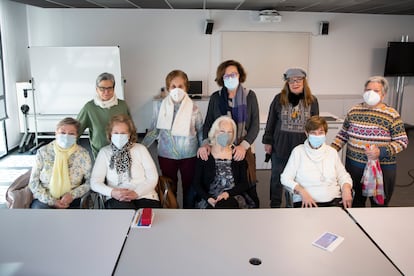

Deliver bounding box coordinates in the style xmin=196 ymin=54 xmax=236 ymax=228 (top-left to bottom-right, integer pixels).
xmin=361 ymin=159 xmax=385 ymax=205
xmin=94 ymin=94 xmax=118 ymax=109
xmin=156 ymin=94 xmax=193 ymax=137
xmin=49 ymin=141 xmax=78 ymax=199
xmin=303 ymin=139 xmax=328 ymax=162
xmin=288 ymin=91 xmax=304 ymax=107
xmin=218 ymin=85 xmax=248 ymax=144
xmin=109 ymin=141 xmax=133 ymax=178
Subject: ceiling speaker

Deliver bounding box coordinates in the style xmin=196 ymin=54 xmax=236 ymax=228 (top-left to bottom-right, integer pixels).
xmin=319 ymin=21 xmax=329 ymax=35
xmin=205 ymin=20 xmax=214 ymax=35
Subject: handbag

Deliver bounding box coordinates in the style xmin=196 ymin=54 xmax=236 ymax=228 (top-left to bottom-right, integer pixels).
xmin=155 ymin=176 xmax=179 ymax=208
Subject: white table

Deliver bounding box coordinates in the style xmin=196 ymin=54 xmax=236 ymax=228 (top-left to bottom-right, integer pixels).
xmin=114 ymin=208 xmax=400 ymax=275
xmin=348 ymin=207 xmax=414 ymax=275
xmin=0 ymin=209 xmax=135 ymax=276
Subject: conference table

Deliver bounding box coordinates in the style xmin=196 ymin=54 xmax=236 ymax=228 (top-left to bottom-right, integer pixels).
xmin=0 ymin=209 xmax=135 ymax=276
xmin=348 ymin=207 xmax=413 ymax=275
xmin=114 ymin=208 xmax=400 ymax=275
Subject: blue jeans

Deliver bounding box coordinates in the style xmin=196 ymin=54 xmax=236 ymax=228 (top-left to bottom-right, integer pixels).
xmin=270 ymin=154 xmax=291 ymax=208
xmin=30 ymin=198 xmax=81 ymax=209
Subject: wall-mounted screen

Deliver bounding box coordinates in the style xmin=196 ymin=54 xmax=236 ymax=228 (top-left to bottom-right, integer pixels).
xmin=188 ymin=81 xmax=202 ymax=96
xmin=384 ymin=42 xmax=414 ymax=77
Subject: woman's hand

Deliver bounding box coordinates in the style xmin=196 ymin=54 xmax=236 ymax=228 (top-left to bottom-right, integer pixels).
xmin=197 ymin=144 xmax=211 ymax=161
xmin=54 ymin=199 xmax=69 ymax=209
xmin=216 ymin=192 xmax=229 ymax=202
xmin=111 ymin=188 xmax=138 ymax=202
xmin=365 ymin=144 xmax=380 ymax=160
xmin=54 ymin=193 xmax=73 ymax=209
xmin=341 ymin=184 xmax=353 ymax=208
xmin=232 ymin=145 xmax=246 ymax=161
xmin=295 ymin=185 xmax=317 ymax=208
xmin=61 ymin=193 xmax=73 ymax=205
xmin=207 ymin=197 xmax=217 ymax=207
xmin=264 ymin=144 xmax=272 ymax=154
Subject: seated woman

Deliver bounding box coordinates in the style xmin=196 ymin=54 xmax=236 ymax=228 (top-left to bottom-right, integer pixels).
xmin=91 ymin=114 xmax=160 ymax=209
xmin=29 ymin=117 xmax=92 ymax=209
xmin=193 ymin=116 xmax=252 ymax=209
xmin=281 ymin=116 xmax=353 ymax=208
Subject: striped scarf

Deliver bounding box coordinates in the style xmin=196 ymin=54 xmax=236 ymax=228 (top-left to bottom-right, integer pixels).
xmin=219 ymin=85 xmax=248 ymax=144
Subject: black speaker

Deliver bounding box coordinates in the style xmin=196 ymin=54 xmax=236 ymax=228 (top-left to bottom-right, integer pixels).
xmin=319 ymin=21 xmax=329 ymax=35
xmin=205 ymin=20 xmax=214 ymax=35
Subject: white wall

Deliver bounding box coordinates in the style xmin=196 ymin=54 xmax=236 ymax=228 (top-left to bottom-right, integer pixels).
xmin=5 ymin=6 xmax=414 ymax=138
xmin=0 ymin=0 xmax=30 ymax=149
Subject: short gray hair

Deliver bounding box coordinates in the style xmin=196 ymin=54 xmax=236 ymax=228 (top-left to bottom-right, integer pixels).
xmin=365 ymin=76 xmax=389 ymax=94
xmin=208 ymin=116 xmax=237 ymax=146
xmin=96 ymin=72 xmax=115 ymax=88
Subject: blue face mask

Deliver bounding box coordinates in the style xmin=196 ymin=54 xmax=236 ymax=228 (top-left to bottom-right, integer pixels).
xmin=56 ymin=134 xmax=76 ymax=149
xmin=308 ymin=134 xmax=326 ymax=149
xmin=216 ymin=133 xmax=231 ymax=147
xmin=223 ymin=77 xmax=239 ymax=90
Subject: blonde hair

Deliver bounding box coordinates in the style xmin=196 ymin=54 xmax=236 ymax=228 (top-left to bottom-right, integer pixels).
xmin=56 ymin=117 xmax=80 ymax=136
xmin=208 ymin=116 xmax=237 ymax=146
xmin=106 ymin=114 xmax=137 ymax=143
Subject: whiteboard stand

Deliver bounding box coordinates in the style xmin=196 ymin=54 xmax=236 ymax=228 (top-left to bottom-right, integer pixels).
xmin=26 ymin=85 xmax=46 ymax=154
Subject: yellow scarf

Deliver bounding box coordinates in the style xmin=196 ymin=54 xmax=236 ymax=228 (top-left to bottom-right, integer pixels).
xmin=49 ymin=142 xmax=78 ymax=199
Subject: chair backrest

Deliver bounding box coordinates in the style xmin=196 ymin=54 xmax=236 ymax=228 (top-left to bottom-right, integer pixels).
xmin=6 ymin=169 xmax=33 ymax=208
xmin=155 ymin=176 xmax=179 ymax=208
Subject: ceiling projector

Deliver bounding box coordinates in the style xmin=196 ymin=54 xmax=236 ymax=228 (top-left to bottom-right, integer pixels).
xmin=259 ymin=9 xmax=282 ymax=22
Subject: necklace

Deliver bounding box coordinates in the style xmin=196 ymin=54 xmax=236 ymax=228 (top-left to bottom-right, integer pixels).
xmin=304 ymin=144 xmax=326 ymax=182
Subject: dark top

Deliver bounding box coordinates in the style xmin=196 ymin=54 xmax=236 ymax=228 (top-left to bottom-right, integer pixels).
xmin=203 ymin=87 xmax=260 ymax=146
xmin=193 ymin=155 xmax=249 ymax=201
xmin=262 ymin=93 xmax=319 ymax=159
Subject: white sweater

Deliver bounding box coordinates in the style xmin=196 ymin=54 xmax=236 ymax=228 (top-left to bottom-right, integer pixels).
xmin=91 ymin=143 xmax=159 ymax=200
xmin=281 ymin=141 xmax=352 ymax=203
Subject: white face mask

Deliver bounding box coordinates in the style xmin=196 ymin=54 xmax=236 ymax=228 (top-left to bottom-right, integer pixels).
xmin=55 ymin=134 xmax=77 ymax=149
xmin=111 ymin=134 xmax=129 ymax=149
xmin=169 ymin=88 xmax=186 ymax=103
xmin=363 ymin=90 xmax=381 ymax=106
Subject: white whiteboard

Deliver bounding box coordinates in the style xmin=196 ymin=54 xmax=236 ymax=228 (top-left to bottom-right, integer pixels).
xmin=222 ymin=32 xmax=310 ymax=88
xmin=29 ymin=46 xmax=123 ymax=115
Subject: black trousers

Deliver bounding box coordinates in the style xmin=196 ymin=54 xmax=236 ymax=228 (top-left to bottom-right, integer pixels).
xmin=105 ymin=198 xmax=161 ymax=209
xmin=346 ymin=162 xmax=396 ymax=207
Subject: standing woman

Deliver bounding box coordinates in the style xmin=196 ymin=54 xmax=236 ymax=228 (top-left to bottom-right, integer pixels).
xmin=77 ymin=72 xmax=130 ymax=158
xmin=91 ymin=114 xmax=160 ymax=209
xmin=331 ymin=76 xmax=408 ymax=207
xmin=197 ymin=60 xmax=260 ymax=207
xmin=263 ymin=68 xmax=319 ymax=208
xmin=142 ymin=70 xmax=203 ymax=208
xmin=29 ymin=117 xmax=91 ymax=209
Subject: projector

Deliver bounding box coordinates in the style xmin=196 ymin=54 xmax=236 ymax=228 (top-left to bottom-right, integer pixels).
xmin=259 ymin=9 xmax=282 ymax=22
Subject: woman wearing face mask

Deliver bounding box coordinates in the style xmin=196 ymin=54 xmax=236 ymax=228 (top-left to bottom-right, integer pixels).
xmin=332 ymin=76 xmax=408 ymax=207
xmin=29 ymin=117 xmax=92 ymax=209
xmin=263 ymin=68 xmax=319 ymax=208
xmin=91 ymin=114 xmax=160 ymax=209
xmin=142 ymin=70 xmax=203 ymax=209
xmin=193 ymin=116 xmax=252 ymax=209
xmin=281 ymin=116 xmax=353 ymax=208
xmin=197 ymin=60 xmax=260 ymax=207
xmin=77 ymin=72 xmax=131 ymax=158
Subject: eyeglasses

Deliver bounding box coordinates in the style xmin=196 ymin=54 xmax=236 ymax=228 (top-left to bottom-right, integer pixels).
xmin=223 ymin=72 xmax=239 ymax=80
xmin=98 ymin=86 xmax=114 ymax=92
xmin=288 ymin=78 xmax=304 ymax=84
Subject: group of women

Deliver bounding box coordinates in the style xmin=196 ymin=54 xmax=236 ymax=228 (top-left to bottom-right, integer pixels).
xmin=28 ymin=61 xmax=409 ymax=210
